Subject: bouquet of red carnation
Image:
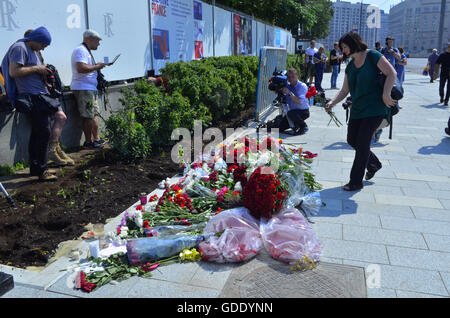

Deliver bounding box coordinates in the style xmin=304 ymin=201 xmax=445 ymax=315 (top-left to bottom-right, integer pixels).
xmin=228 ymin=164 xmax=247 ymax=187
xmin=243 ymin=167 xmax=288 ymax=219
xmin=155 ymin=184 xmax=194 ymax=213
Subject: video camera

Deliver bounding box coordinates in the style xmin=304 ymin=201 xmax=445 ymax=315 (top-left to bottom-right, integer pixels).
xmin=268 ymin=69 xmax=288 ymax=105
xmin=342 ymin=96 xmax=352 ymax=110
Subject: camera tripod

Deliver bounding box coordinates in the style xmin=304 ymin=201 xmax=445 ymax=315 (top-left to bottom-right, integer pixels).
xmin=0 ymin=181 xmax=15 ymax=207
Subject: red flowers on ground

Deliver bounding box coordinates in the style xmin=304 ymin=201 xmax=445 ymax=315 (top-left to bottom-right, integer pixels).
xmin=232 ymin=165 xmax=247 ymax=186
xmin=303 ymin=151 xmax=318 ymax=159
xmin=78 ymin=271 xmax=97 ymax=293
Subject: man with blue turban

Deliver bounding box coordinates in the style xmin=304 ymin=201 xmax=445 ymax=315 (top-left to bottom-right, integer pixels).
xmin=1 ymin=26 xmax=59 ymax=181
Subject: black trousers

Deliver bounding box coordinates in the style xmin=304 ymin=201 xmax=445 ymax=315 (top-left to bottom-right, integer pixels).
xmin=279 ymin=109 xmax=309 ymax=132
xmin=439 ymin=73 xmax=450 ymax=102
xmin=347 ymin=116 xmax=384 ymax=186
xmin=27 ymin=95 xmax=57 ymax=176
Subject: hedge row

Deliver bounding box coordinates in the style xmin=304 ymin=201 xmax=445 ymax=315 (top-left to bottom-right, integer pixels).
xmin=105 ymin=56 xmax=259 ymax=159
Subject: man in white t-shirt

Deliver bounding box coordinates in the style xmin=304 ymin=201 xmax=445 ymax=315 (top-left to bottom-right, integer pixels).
xmin=71 ymin=30 xmax=106 ymax=149
xmin=304 ymin=40 xmax=318 ymax=86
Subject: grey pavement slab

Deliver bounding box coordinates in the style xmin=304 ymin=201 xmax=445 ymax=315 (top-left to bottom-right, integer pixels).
xmin=125 ymin=277 xmax=220 ymax=298
xmin=343 ymin=225 xmax=428 ymax=249
xmin=310 ymin=222 xmax=343 ymax=240
xmin=395 ymin=290 xmax=447 ymax=298
xmin=320 ymin=239 xmax=389 ymax=264
xmin=188 ymin=263 xmax=237 ymax=290
xmin=380 ymin=215 xmax=450 ymax=236
xmin=440 ymin=272 xmax=450 ymax=293
xmin=312 ymin=209 xmax=381 ymax=228
xmin=394 ymin=173 xmax=450 ymax=183
xmin=342 ymin=201 xmax=415 ymax=218
xmin=2 ymin=284 xmax=77 ymax=298
xmin=411 ymin=206 xmax=450 ymax=222
xmin=423 ymin=234 xmax=450 ymax=253
xmin=387 ymin=246 xmax=450 ymax=272
xmin=439 ymin=199 xmax=450 ymax=210
xmin=427 ymin=181 xmax=450 ymax=191
xmin=401 ymin=187 xmax=450 ymax=199
xmin=367 ymin=288 xmax=397 ymax=298
xmin=374 ymin=194 xmax=443 ymax=209
xmin=342 ymin=260 xmax=449 ymax=296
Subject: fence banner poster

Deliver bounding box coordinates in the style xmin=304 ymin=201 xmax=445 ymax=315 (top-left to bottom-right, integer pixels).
xmin=150 ymin=0 xmax=194 ymax=73
xmin=193 ymin=0 xmax=204 ymax=59
xmin=233 ymin=13 xmax=252 ymax=55
xmin=0 ymin=0 xmax=86 ymax=85
xmin=266 ymin=25 xmax=275 ymax=46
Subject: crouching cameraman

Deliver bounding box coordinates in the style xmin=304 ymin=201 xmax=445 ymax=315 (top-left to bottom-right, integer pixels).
xmin=279 ymin=68 xmax=310 ymax=135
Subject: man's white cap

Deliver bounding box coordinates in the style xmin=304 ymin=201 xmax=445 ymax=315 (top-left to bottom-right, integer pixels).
xmin=432 ymin=48 xmax=437 ymax=52
xmin=83 ymin=29 xmax=102 ymax=40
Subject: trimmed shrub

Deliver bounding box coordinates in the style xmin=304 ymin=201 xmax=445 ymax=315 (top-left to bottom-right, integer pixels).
xmin=104 ymin=56 xmax=259 ymax=160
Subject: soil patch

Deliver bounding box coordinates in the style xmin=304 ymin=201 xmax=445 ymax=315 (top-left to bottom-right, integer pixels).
xmin=0 ymin=106 xmax=255 ymax=268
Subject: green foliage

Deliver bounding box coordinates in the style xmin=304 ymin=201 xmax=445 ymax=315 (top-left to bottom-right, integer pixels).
xmin=214 ymin=0 xmax=334 ymax=40
xmin=286 ymin=54 xmax=306 ymax=78
xmin=161 ymin=56 xmax=258 ymax=123
xmin=105 ymin=56 xmax=259 ymax=160
xmin=0 ymin=161 xmax=29 ymax=176
xmin=105 ymin=109 xmax=152 ymax=160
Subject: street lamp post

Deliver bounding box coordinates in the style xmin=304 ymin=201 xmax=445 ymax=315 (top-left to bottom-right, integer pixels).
xmin=359 ymin=1 xmax=363 ymax=34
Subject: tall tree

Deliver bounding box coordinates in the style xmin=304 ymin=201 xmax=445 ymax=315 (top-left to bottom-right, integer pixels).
xmin=213 ymin=0 xmax=333 ymax=39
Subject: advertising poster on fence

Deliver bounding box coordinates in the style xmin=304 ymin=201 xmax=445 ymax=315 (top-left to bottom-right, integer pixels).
xmin=150 ymin=0 xmax=194 ymax=73
xmin=233 ymin=13 xmax=252 ymax=56
xmin=87 ymin=0 xmax=151 ymax=81
xmin=193 ymin=1 xmax=204 ymax=59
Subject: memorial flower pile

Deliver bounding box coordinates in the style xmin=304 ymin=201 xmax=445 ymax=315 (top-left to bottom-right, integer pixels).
xmin=78 ymin=135 xmax=323 ymax=293
xmin=114 ymin=136 xmax=322 ymax=240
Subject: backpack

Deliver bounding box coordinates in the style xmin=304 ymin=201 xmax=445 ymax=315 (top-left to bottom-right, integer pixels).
xmin=45 ymin=64 xmax=63 ymax=98
xmin=367 ymin=50 xmax=401 ymax=139
xmin=0 ymin=67 xmax=13 ymax=112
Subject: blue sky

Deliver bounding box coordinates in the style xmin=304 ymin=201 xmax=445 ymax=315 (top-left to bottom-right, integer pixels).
xmin=333 ymin=0 xmax=403 ymax=13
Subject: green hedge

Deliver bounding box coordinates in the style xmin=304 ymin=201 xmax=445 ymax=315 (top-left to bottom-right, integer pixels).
xmin=105 ymin=56 xmax=259 ymax=160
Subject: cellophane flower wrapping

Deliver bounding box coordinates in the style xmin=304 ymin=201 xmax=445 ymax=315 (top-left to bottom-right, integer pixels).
xmin=260 ymin=208 xmax=322 ymax=264
xmin=299 ymin=192 xmax=322 ymax=216
xmin=278 ymin=147 xmax=310 ymax=208
xmin=199 ymin=207 xmax=263 ymax=263
xmin=126 ymin=235 xmax=206 ymax=266
xmin=144 ymin=223 xmax=207 ymax=238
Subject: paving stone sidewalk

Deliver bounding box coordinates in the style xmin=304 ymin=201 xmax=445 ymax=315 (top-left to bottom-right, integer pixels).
xmin=2 ymin=62 xmax=450 ymax=298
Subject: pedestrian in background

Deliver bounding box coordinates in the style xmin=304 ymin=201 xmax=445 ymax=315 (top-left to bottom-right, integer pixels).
xmin=433 ymin=43 xmax=450 ymax=106
xmin=70 ymin=30 xmax=107 ymax=149
xmin=23 ymin=29 xmax=74 ymax=167
xmin=313 ymin=46 xmax=327 ymax=92
xmin=428 ymin=49 xmax=439 ymax=83
xmin=395 ymin=47 xmax=407 ymax=85
xmin=375 ymin=42 xmax=382 ymax=53
xmin=305 ymin=40 xmax=318 ymax=87
xmin=1 ymin=27 xmax=60 ymax=181
xmin=325 ymin=31 xmax=396 ymax=191
xmin=330 ymin=42 xmax=341 ymax=89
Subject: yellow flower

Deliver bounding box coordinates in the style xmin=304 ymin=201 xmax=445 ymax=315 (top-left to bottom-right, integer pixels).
xmin=179 ymin=248 xmax=201 ymax=262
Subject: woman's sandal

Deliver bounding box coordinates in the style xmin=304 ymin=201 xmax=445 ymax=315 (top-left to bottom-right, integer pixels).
xmin=343 ymin=183 xmax=363 ymax=191
xmin=365 ymin=170 xmax=377 ymax=181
